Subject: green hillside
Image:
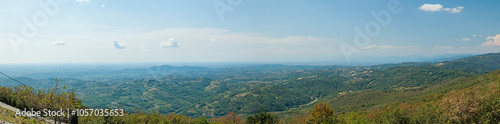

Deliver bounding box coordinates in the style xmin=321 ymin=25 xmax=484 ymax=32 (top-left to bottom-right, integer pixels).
xmin=439 ymin=52 xmax=500 ymax=73
xmin=2 ymin=52 xmax=500 ymax=123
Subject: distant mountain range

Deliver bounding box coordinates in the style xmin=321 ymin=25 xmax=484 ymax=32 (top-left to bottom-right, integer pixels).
xmin=437 ymin=52 xmax=500 ymax=73
xmin=417 ymin=53 xmax=477 ymax=62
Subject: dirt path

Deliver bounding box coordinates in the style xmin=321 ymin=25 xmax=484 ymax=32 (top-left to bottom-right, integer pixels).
xmin=0 ymin=101 xmax=16 ymax=124
xmin=0 ymin=101 xmax=63 ymax=124
xmin=0 ymin=101 xmax=17 ymax=112
xmin=0 ymin=120 xmax=13 ymax=124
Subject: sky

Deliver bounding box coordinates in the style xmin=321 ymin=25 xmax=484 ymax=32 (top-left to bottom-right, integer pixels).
xmin=1 ymin=0 xmax=499 ymax=64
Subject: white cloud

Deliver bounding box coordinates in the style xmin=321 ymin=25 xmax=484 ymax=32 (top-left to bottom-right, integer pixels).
xmin=210 ymin=38 xmax=217 ymax=43
xmin=161 ymin=38 xmax=179 ymax=48
xmin=113 ymin=39 xmax=127 ymax=49
xmin=462 ymin=38 xmax=470 ymax=41
xmin=419 ymin=4 xmax=443 ymax=11
xmin=472 ymin=34 xmax=477 ymax=37
xmin=101 ymin=4 xmax=106 ymax=7
xmin=487 ymin=36 xmax=495 ymax=40
xmin=445 ymin=6 xmax=464 ymax=13
xmin=76 ymin=0 xmax=90 ymax=2
xmin=50 ymin=41 xmax=66 ymax=46
xmin=481 ymin=34 xmax=500 ymax=47
xmin=419 ymin=4 xmax=464 ymax=13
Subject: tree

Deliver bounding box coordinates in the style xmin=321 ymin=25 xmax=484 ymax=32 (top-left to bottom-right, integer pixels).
xmin=292 ymin=110 xmax=308 ymax=124
xmin=246 ymin=109 xmax=279 ymax=124
xmin=193 ymin=117 xmax=209 ymax=124
xmin=308 ymin=102 xmax=337 ymax=124
xmin=439 ymin=87 xmax=482 ymax=123
xmin=211 ymin=111 xmax=242 ymax=124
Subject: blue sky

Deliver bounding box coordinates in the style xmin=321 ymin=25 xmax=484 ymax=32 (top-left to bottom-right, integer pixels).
xmin=1 ymin=0 xmax=499 ymax=64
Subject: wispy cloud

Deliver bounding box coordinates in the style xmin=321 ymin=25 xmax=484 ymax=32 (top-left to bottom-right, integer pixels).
xmin=434 ymin=45 xmax=452 ymax=49
xmin=140 ymin=46 xmax=149 ymax=52
xmin=50 ymin=41 xmax=66 ymax=46
xmin=160 ymin=38 xmax=179 ymax=48
xmin=75 ymin=0 xmax=90 ymax=2
xmin=361 ymin=44 xmax=418 ymax=50
xmin=462 ymin=38 xmax=470 ymax=41
xmin=113 ymin=39 xmax=127 ymax=49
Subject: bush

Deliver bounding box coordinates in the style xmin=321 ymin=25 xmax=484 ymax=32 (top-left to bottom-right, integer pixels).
xmin=246 ymin=109 xmax=279 ymax=124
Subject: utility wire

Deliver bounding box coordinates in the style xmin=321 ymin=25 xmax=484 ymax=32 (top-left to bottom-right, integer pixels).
xmin=0 ymin=72 xmax=29 ymax=87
